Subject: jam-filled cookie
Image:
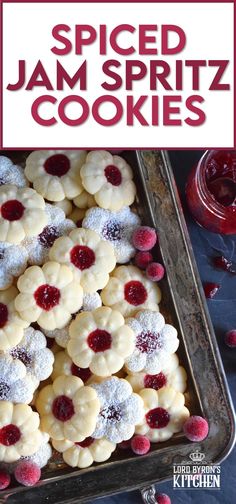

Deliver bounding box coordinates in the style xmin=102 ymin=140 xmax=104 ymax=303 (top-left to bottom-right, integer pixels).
xmin=53 ymin=199 xmax=73 ymax=216
xmin=52 ymin=436 xmax=116 ymax=469
xmin=51 ymin=350 xmax=96 ymax=384
xmin=0 ymin=243 xmax=28 ymax=290
xmin=15 ymin=261 xmax=83 ymax=330
xmin=0 ymin=286 xmax=28 ymax=351
xmin=135 ymin=387 xmax=190 ymax=442
xmin=0 ymin=156 xmax=28 ymax=188
xmin=0 ymin=185 xmax=47 ymax=244
xmin=36 ymin=375 xmax=100 ymax=441
xmin=25 ymin=150 xmax=87 ymax=201
xmin=67 ymin=307 xmax=135 ymax=377
xmin=125 ymin=310 xmax=179 ymax=374
xmin=0 ymin=355 xmax=35 ymax=404
xmin=101 ymin=265 xmax=161 ymax=317
xmin=82 ymin=206 xmax=140 ymax=264
xmin=0 ymin=402 xmax=42 ymax=462
xmin=73 ymin=189 xmax=95 ymax=209
xmin=80 ymin=151 xmax=136 ymax=211
xmin=49 ymin=228 xmax=116 ymax=293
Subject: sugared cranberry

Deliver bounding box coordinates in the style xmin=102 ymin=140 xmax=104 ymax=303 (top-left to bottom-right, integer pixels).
xmin=0 ymin=470 xmax=11 ymax=490
xmin=203 ymin=282 xmax=220 ymax=299
xmin=52 ymin=395 xmax=75 ymax=421
xmin=134 ymin=251 xmax=153 ymax=269
xmin=102 ymin=221 xmax=122 ymax=241
xmin=132 ymin=226 xmax=157 ymax=251
xmin=75 ymin=437 xmax=94 ymax=448
xmin=183 ymin=415 xmax=209 ymax=442
xmin=104 ymin=165 xmax=122 ymax=186
xmin=87 ymin=329 xmax=112 ymax=352
xmin=70 ymin=364 xmax=92 ymax=382
xmin=70 ymin=245 xmax=95 ymax=270
xmin=1 ymin=200 xmax=24 ymax=221
xmin=44 ymin=154 xmax=70 ymax=177
xmin=34 ymin=284 xmax=60 ymax=311
xmin=146 ymin=263 xmax=165 ymax=282
xmin=225 ymin=330 xmax=236 ymax=348
xmin=38 ymin=226 xmax=59 ymax=248
xmin=124 ymin=280 xmax=147 ymax=306
xmin=136 ymin=331 xmax=160 ymax=354
xmin=146 ymin=407 xmax=170 ymax=429
xmin=144 ymin=372 xmax=167 ymax=390
xmin=131 ymin=435 xmax=150 ymax=455
xmin=155 ymin=493 xmax=171 ymax=504
xmin=0 ymin=424 xmax=21 ymax=446
xmin=14 ymin=461 xmax=41 ymax=487
xmin=0 ymin=303 xmax=8 ymax=329
xmin=212 ymin=255 xmax=236 ymax=273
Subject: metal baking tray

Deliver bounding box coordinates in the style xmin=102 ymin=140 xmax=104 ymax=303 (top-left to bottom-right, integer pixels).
xmin=0 ymin=150 xmax=235 ymax=504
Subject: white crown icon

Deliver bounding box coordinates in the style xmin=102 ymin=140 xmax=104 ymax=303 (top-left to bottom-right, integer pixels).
xmin=189 ymin=450 xmax=205 ymax=463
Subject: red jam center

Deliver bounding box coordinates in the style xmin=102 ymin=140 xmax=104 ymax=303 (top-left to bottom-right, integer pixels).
xmin=39 ymin=226 xmax=59 ymax=248
xmin=144 ymin=372 xmax=167 ymax=390
xmin=70 ymin=364 xmax=92 ymax=383
xmin=10 ymin=348 xmax=32 ymax=367
xmin=44 ymin=154 xmax=70 ymax=177
xmin=104 ymin=165 xmax=122 ymax=186
xmin=124 ymin=280 xmax=148 ymax=306
xmin=100 ymin=405 xmax=122 ymax=422
xmin=34 ymin=284 xmax=61 ymax=311
xmin=146 ymin=407 xmax=170 ymax=429
xmin=205 ymin=151 xmax=236 ymax=207
xmin=102 ymin=221 xmax=122 ymax=241
xmin=70 ymin=245 xmax=95 ymax=270
xmin=1 ymin=200 xmax=25 ymax=221
xmin=87 ymin=329 xmax=112 ymax=353
xmin=0 ymin=424 xmax=21 ymax=446
xmin=136 ymin=331 xmax=160 ymax=354
xmin=75 ymin=437 xmax=94 ymax=448
xmin=0 ymin=303 xmax=8 ymax=329
xmin=52 ymin=395 xmax=75 ymax=421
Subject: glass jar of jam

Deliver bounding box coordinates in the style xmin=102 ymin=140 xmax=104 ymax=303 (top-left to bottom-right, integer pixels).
xmin=186 ymin=150 xmax=236 ymax=234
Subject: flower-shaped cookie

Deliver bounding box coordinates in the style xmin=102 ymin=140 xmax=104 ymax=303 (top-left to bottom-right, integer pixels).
xmin=53 ymin=436 xmax=116 ymax=468
xmin=80 ymin=151 xmax=136 ymax=211
xmin=0 ymin=402 xmax=42 ymax=462
xmin=125 ymin=310 xmax=179 ymax=374
xmin=25 ymin=150 xmax=87 ymax=201
xmin=0 ymin=185 xmax=47 ymax=244
xmin=101 ymin=266 xmax=161 ymax=317
xmin=49 ymin=229 xmax=116 ymax=293
xmin=8 ymin=326 xmax=54 ymax=388
xmin=0 ymin=242 xmax=28 ymax=290
xmin=83 ymin=207 xmax=141 ymax=264
xmin=91 ymin=377 xmax=144 ymax=443
xmin=0 ymin=355 xmax=35 ymax=404
xmin=135 ymin=387 xmax=190 ymax=442
xmin=0 ymin=433 xmax=51 ymax=473
xmin=73 ymin=190 xmax=95 ymax=209
xmin=0 ymin=286 xmax=28 ymax=351
xmin=0 ymin=156 xmax=28 ymax=188
xmin=68 ymin=307 xmax=135 ymax=376
xmin=51 ymin=350 xmax=95 ymax=384
xmin=22 ymin=204 xmax=75 ymax=265
xmin=126 ymin=354 xmax=187 ymax=393
xmin=36 ymin=375 xmax=100 ymax=441
xmin=15 ymin=261 xmax=83 ymax=330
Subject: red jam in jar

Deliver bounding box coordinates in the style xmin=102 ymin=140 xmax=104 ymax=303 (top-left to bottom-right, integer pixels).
xmin=186 ymin=150 xmax=236 ymax=234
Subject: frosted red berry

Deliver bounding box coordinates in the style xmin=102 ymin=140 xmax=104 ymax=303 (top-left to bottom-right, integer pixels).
xmin=183 ymin=416 xmax=209 ymax=442
xmin=14 ymin=461 xmax=41 ymax=487
xmin=0 ymin=470 xmax=11 ymax=490
xmin=225 ymin=330 xmax=236 ymax=348
xmin=203 ymin=282 xmax=220 ymax=299
xmin=134 ymin=251 xmax=153 ymax=269
xmin=155 ymin=493 xmax=171 ymax=504
xmin=146 ymin=262 xmax=165 ymax=282
xmin=132 ymin=226 xmax=157 ymax=251
xmin=131 ymin=435 xmax=150 ymax=455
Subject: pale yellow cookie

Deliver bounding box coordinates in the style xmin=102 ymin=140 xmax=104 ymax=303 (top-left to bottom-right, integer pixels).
xmin=51 ymin=350 xmax=97 ymax=384
xmin=15 ymin=261 xmax=83 ymax=330
xmin=135 ymin=386 xmax=190 ymax=442
xmin=73 ymin=190 xmax=96 ymax=209
xmin=0 ymin=185 xmax=47 ymax=244
xmin=53 ymin=199 xmax=73 ymax=216
xmin=80 ymin=150 xmax=136 ymax=211
xmin=101 ymin=266 xmax=161 ymax=317
xmin=0 ymin=286 xmax=29 ymax=351
xmin=0 ymin=402 xmax=42 ymax=462
xmin=52 ymin=436 xmax=116 ymax=468
xmin=25 ymin=150 xmax=87 ymax=201
xmin=36 ymin=375 xmax=100 ymax=441
xmin=69 ymin=208 xmax=86 ymax=227
xmin=67 ymin=307 xmax=135 ymax=376
xmin=49 ymin=228 xmax=116 ymax=293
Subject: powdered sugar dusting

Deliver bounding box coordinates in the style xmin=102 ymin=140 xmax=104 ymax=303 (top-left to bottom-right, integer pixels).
xmin=0 ymin=242 xmax=28 ymax=289
xmin=0 ymin=157 xmax=28 ymax=188
xmin=43 ymin=326 xmax=70 ymax=349
xmin=82 ymin=293 xmax=102 ymax=312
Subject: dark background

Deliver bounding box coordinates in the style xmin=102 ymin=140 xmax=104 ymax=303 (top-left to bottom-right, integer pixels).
xmin=90 ymin=150 xmax=236 ymax=504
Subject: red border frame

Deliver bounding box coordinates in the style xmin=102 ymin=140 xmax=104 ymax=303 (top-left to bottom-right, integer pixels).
xmin=0 ymin=0 xmax=235 ymax=150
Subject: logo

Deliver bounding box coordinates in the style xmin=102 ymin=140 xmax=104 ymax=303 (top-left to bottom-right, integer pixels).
xmin=173 ymin=450 xmax=221 ymax=490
